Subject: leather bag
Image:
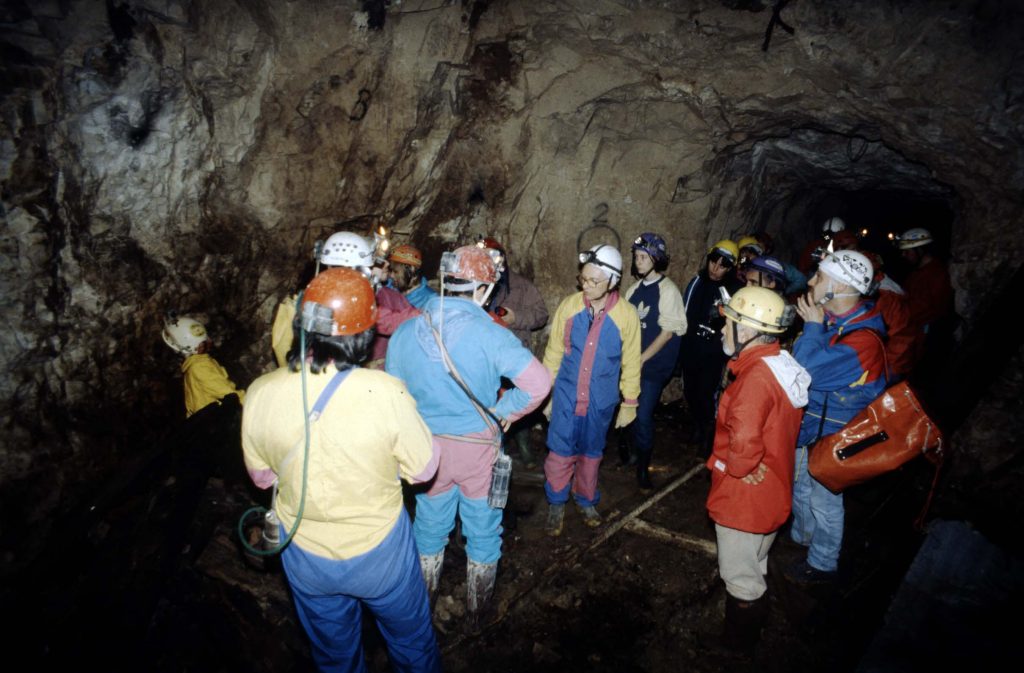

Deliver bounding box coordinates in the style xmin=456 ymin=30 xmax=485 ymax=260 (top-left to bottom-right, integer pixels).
xmin=808 ymin=330 xmax=944 ymax=494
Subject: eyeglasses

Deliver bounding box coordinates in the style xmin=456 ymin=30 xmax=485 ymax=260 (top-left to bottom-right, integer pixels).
xmin=708 ymin=252 xmax=735 ymax=269
xmin=578 ymin=274 xmax=608 ymax=288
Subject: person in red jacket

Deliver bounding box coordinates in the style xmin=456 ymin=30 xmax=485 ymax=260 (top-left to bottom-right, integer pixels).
xmin=705 ymin=287 xmax=810 ymax=656
xmin=896 ymin=227 xmax=955 ymax=371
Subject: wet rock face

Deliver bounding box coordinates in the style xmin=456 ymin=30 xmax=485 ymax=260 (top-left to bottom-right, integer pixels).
xmin=1 ymin=0 xmax=1022 ymax=568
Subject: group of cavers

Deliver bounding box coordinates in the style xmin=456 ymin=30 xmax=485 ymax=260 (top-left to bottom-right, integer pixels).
xmin=159 ymin=218 xmax=954 ymax=670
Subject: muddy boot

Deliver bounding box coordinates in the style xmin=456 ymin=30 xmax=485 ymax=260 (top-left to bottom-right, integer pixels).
xmin=636 ymin=448 xmax=654 ymax=491
xmin=545 ymin=503 xmax=565 ymax=537
xmin=513 ymin=429 xmax=536 ymax=469
xmin=577 ymin=504 xmax=602 ymax=527
xmin=466 ymin=559 xmax=498 ymax=634
xmin=724 ymin=592 xmax=768 ymax=657
xmin=419 ymin=551 xmax=444 ymax=608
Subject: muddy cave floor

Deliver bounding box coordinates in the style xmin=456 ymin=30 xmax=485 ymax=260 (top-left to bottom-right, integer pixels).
xmin=13 ymin=402 xmax=994 ymax=672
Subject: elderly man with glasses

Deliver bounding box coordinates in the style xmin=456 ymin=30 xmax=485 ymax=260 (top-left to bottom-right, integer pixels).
xmin=541 ymin=244 xmax=642 ymax=536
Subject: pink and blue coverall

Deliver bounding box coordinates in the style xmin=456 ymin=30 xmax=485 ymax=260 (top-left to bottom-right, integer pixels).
xmin=543 ymin=291 xmax=642 ymax=507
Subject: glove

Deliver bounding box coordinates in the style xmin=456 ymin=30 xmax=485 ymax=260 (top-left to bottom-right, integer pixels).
xmin=615 ymin=404 xmax=637 ymax=428
xmin=542 ymin=397 xmax=553 ymax=421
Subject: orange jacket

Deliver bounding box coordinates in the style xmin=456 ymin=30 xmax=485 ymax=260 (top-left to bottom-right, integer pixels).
xmin=706 ymin=343 xmax=808 ymax=534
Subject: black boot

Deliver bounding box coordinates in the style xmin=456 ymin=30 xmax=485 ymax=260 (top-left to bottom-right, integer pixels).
xmin=636 ymin=448 xmax=654 ymax=491
xmin=617 ymin=431 xmax=636 ymax=467
xmin=724 ymin=592 xmax=769 ymax=657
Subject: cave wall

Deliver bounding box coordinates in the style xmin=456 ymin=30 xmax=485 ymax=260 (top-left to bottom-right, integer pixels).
xmin=2 ymin=0 xmax=1022 ymax=572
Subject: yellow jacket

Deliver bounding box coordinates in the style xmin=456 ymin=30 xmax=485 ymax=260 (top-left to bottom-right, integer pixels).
xmin=182 ymin=353 xmax=244 ymax=417
xmin=271 ymin=294 xmax=299 ymax=368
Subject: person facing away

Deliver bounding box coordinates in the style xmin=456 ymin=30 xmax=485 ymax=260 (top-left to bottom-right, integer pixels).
xmin=385 ymin=244 xmax=550 ymax=632
xmin=242 ymin=267 xmax=442 ymax=673
xmin=271 ymin=231 xmax=377 ymax=368
xmin=542 ymin=243 xmax=642 ymax=536
xmin=786 ymin=248 xmax=887 ymax=585
xmin=622 ymin=232 xmax=687 ymax=490
xmin=706 ymin=286 xmax=809 ymax=656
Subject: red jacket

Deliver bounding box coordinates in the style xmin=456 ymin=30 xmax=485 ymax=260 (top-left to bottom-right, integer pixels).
xmin=874 ymin=281 xmax=915 ymax=376
xmin=904 ymin=257 xmax=954 ymax=365
xmin=706 ymin=343 xmax=809 ymax=534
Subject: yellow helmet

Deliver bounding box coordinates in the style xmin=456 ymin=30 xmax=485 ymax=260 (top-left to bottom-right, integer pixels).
xmin=708 ymin=239 xmax=739 ymax=262
xmin=737 ymin=236 xmax=763 ymax=256
xmin=719 ymin=286 xmax=793 ymax=334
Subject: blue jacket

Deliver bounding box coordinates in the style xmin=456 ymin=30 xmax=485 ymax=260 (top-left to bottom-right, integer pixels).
xmin=793 ymin=302 xmax=888 ymax=447
xmin=386 ymin=296 xmax=535 ymax=436
xmin=405 ymin=277 xmax=437 ymax=310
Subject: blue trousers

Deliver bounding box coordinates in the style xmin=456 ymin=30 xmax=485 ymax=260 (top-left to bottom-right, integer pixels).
xmin=790 ymin=445 xmax=844 ymax=572
xmin=281 ymin=510 xmax=441 ymax=673
xmin=632 ymin=375 xmax=669 ymax=456
xmin=414 ymin=486 xmax=503 ymax=564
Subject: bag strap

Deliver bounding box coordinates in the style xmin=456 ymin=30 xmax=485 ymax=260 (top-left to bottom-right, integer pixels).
xmin=281 ymin=367 xmax=354 ymax=473
xmin=835 ymin=326 xmax=891 ymax=385
xmin=424 ymin=312 xmax=503 ymax=452
xmin=812 ymin=327 xmax=888 ymax=445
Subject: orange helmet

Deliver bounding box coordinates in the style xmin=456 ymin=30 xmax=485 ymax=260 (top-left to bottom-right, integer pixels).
xmin=440 ymin=245 xmax=498 ymax=291
xmin=301 ymin=268 xmax=378 ymax=336
xmin=389 ymin=244 xmax=422 ymax=268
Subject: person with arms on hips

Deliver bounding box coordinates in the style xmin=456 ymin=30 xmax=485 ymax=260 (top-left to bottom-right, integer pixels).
xmin=678 ymin=239 xmax=742 ymax=453
xmin=242 ymin=268 xmax=442 ymax=673
xmin=705 ymin=287 xmax=809 ymax=656
xmin=787 ymin=248 xmax=887 ymax=585
xmin=623 ymin=233 xmax=687 ymax=490
xmin=388 ymin=244 xmax=437 ymax=310
xmin=479 ymin=236 xmax=551 ymax=468
xmin=543 ymin=244 xmax=642 ymax=535
xmin=385 ymin=245 xmax=550 ymax=631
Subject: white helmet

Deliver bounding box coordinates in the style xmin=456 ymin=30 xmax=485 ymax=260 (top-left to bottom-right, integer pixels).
xmin=822 ymin=217 xmax=846 ymax=235
xmin=896 ymin=227 xmax=933 ymax=250
xmin=579 ymin=244 xmax=622 ymax=286
xmin=162 ymin=316 xmax=209 ymax=355
xmin=320 ymin=232 xmax=374 ymax=270
xmin=818 ymin=249 xmax=874 ymax=295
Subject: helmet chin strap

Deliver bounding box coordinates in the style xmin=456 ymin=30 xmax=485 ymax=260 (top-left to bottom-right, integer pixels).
xmin=817 ymin=277 xmax=858 ymax=305
xmin=728 ymin=321 xmax=761 ymax=360
xmin=475 ymin=283 xmax=496 ymax=308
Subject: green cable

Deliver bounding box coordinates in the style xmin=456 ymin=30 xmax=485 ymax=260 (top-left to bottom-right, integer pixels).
xmin=238 ymin=295 xmax=311 ymax=557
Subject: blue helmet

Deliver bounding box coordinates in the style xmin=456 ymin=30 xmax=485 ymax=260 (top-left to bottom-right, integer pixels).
xmin=631 ymin=232 xmax=669 ymax=264
xmin=746 ymin=255 xmax=787 ymax=287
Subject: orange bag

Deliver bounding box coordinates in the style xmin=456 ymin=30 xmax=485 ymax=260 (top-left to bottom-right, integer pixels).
xmin=809 ymin=380 xmax=944 ymax=494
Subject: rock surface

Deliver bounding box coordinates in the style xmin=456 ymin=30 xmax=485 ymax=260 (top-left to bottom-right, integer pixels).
xmin=1 ymin=0 xmax=1023 ymax=573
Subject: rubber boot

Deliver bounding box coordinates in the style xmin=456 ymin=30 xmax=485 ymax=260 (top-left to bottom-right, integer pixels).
xmin=636 ymin=447 xmax=654 ymax=491
xmin=466 ymin=559 xmax=498 ymax=634
xmin=513 ymin=427 xmax=536 ymax=469
xmin=724 ymin=592 xmax=768 ymax=657
xmin=545 ymin=503 xmax=565 ymax=537
xmin=419 ymin=551 xmax=444 ymax=608
xmin=617 ymin=431 xmax=636 ymax=467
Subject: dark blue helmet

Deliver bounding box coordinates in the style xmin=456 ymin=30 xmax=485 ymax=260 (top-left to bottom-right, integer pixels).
xmin=631 ymin=232 xmax=669 ymax=264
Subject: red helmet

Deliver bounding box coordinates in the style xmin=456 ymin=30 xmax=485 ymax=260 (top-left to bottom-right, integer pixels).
xmin=301 ymin=268 xmax=378 ymax=336
xmin=440 ymin=245 xmax=498 ymax=290
xmin=389 ymin=244 xmax=422 ymax=268
xmin=477 ymin=236 xmax=505 ymax=255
